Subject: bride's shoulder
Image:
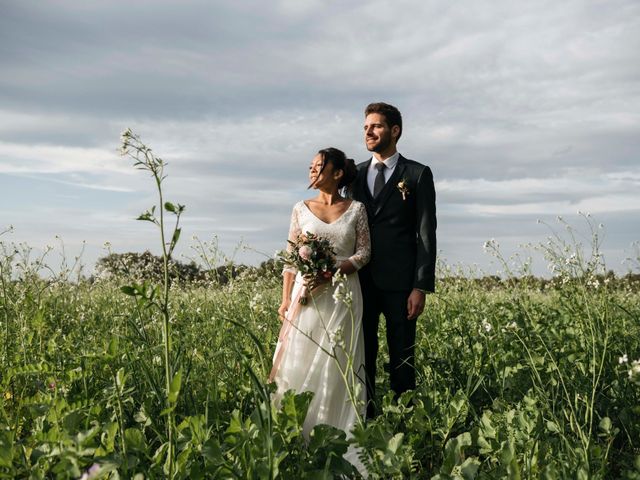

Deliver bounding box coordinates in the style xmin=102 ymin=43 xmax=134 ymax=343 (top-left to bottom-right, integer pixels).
xmin=292 ymin=200 xmax=313 ymax=215
xmin=350 ymin=200 xmax=366 ymax=212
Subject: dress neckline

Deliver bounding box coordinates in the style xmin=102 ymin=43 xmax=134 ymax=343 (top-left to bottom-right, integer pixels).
xmin=302 ymin=200 xmax=355 ymax=225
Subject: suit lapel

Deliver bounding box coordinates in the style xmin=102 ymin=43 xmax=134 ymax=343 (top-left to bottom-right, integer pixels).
xmin=374 ymin=156 xmax=407 ymax=216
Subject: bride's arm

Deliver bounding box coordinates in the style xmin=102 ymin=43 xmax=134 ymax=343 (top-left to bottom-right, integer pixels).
xmin=279 ymin=203 xmax=301 ymax=319
xmin=339 ymin=202 xmax=371 ymax=275
xmin=278 ymin=272 xmax=295 ymax=320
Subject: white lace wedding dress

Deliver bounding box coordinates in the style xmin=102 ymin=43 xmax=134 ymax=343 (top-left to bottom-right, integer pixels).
xmin=271 ymin=200 xmax=371 ymax=443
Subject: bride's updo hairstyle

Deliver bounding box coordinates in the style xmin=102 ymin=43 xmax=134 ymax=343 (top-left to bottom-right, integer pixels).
xmin=318 ymin=147 xmax=357 ymax=189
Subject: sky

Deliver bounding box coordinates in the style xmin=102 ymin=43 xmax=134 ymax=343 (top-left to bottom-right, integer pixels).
xmin=1 ymin=0 xmax=639 ymax=277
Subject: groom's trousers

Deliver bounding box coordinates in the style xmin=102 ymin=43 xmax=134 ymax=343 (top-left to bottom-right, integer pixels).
xmin=360 ymin=272 xmax=417 ymax=419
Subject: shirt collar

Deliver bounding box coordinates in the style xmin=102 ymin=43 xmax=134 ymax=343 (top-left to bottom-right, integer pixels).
xmin=370 ymin=151 xmax=400 ymax=170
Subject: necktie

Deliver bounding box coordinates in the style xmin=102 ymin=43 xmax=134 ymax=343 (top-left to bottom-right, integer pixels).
xmin=373 ymin=162 xmax=386 ymax=198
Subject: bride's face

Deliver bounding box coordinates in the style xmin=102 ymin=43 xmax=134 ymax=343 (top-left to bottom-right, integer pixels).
xmin=308 ymin=154 xmax=336 ymax=189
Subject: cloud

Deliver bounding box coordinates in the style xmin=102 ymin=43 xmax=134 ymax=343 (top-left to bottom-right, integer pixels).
xmin=0 ymin=0 xmax=639 ymax=274
xmin=0 ymin=140 xmax=129 ymax=175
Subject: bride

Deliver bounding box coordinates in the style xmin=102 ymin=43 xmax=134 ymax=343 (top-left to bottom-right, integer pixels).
xmin=271 ymin=147 xmax=371 ymax=442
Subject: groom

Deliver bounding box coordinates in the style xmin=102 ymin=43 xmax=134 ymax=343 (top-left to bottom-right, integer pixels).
xmin=352 ymin=102 xmax=437 ymax=418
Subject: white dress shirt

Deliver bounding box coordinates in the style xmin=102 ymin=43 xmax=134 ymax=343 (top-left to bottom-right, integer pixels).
xmin=367 ymin=152 xmax=400 ymax=196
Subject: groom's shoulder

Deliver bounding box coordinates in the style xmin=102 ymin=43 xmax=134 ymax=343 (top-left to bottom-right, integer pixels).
xmin=400 ymin=155 xmax=426 ymax=168
xmin=356 ymin=159 xmax=370 ymax=171
xmin=400 ymin=155 xmax=432 ymax=176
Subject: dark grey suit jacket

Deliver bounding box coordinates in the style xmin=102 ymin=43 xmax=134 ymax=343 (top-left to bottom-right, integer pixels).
xmin=352 ymin=155 xmax=437 ymax=292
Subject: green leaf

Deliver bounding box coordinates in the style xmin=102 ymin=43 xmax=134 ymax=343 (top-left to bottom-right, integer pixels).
xmin=460 ymin=457 xmax=481 ymax=479
xmin=598 ymin=416 xmax=612 ymax=436
xmin=120 ymin=285 xmax=137 ymax=296
xmin=387 ymin=432 xmax=404 ymax=454
xmin=107 ymin=337 xmax=119 ymax=358
xmin=201 ymin=438 xmax=223 ymax=464
xmin=124 ymin=428 xmax=147 ymax=452
xmin=171 ymin=228 xmax=181 ymax=247
xmin=0 ymin=430 xmax=14 ymax=468
xmin=116 ymin=368 xmax=126 ymax=389
xmin=168 ymin=369 xmax=182 ymax=404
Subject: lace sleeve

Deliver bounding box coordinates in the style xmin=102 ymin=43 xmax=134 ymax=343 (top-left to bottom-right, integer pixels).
xmin=283 ymin=203 xmax=301 ymax=275
xmin=348 ymin=202 xmax=371 ymax=270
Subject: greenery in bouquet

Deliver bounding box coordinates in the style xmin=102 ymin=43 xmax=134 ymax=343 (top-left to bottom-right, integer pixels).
xmin=279 ymin=231 xmax=336 ymax=304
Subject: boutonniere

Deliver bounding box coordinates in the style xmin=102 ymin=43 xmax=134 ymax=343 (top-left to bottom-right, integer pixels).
xmin=397 ymin=178 xmax=410 ymax=200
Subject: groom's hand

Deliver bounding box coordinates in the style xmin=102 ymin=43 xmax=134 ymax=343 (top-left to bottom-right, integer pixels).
xmin=407 ymin=289 xmax=426 ymax=320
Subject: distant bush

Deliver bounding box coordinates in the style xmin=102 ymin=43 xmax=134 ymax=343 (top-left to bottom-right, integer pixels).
xmin=93 ymin=251 xmax=283 ymax=286
xmin=94 ymin=251 xmax=206 ymax=284
xmin=440 ymin=271 xmax=640 ymax=293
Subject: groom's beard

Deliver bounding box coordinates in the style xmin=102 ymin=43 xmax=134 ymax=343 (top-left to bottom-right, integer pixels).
xmin=366 ymin=133 xmax=392 ymax=153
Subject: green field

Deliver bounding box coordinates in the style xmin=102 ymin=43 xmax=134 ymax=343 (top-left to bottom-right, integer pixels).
xmin=1 ymin=134 xmax=639 ymax=478
xmin=1 ymin=246 xmax=639 ymax=478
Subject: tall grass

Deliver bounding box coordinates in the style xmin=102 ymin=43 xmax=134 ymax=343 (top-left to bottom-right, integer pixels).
xmin=0 ymin=135 xmax=639 ymax=478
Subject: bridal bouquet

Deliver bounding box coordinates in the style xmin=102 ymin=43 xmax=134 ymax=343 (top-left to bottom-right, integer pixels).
xmin=279 ymin=232 xmax=336 ymax=304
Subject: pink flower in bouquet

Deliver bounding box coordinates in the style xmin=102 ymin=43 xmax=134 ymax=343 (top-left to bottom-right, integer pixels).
xmin=299 ymin=245 xmax=313 ymax=260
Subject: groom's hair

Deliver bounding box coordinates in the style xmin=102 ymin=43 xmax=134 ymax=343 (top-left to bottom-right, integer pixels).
xmin=365 ymin=102 xmax=402 ymax=141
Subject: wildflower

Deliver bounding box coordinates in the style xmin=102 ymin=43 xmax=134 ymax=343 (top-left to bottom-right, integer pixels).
xmin=588 ymin=277 xmax=601 ymax=289
xmin=481 ymin=319 xmax=492 ymax=333
xmin=80 ymin=463 xmax=101 ymax=480
xmin=618 ymin=354 xmax=628 ymax=364
xmin=329 ymin=328 xmax=345 ymax=349
xmin=483 ymin=239 xmax=498 ymax=252
xmin=250 ymin=293 xmax=266 ymax=315
xmin=332 ymin=273 xmax=353 ymax=306
xmin=3 ymin=391 xmax=12 ymax=400
xmin=628 ymin=360 xmax=640 ymax=385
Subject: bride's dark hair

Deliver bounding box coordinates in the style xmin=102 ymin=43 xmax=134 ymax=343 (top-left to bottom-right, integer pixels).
xmin=315 ymin=147 xmax=357 ymax=189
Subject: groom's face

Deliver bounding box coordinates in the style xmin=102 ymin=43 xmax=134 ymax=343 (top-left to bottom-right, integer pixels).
xmin=364 ymin=113 xmax=396 ymax=153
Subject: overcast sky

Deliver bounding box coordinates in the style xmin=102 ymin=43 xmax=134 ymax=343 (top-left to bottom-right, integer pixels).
xmin=1 ymin=0 xmax=639 ymax=276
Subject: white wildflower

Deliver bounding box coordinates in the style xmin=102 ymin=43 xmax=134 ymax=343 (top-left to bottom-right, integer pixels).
xmin=250 ymin=293 xmax=267 ymax=315
xmin=329 ymin=328 xmax=345 ymax=349
xmin=618 ymin=354 xmax=628 ymax=364
xmin=331 ymin=272 xmax=353 ymax=306
xmin=628 ymin=360 xmax=640 ymax=385
xmin=481 ymin=319 xmax=492 ymax=333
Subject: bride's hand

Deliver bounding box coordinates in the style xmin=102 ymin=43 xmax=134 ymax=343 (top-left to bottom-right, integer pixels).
xmin=278 ymin=300 xmax=291 ymax=321
xmin=304 ymin=271 xmax=333 ymax=292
